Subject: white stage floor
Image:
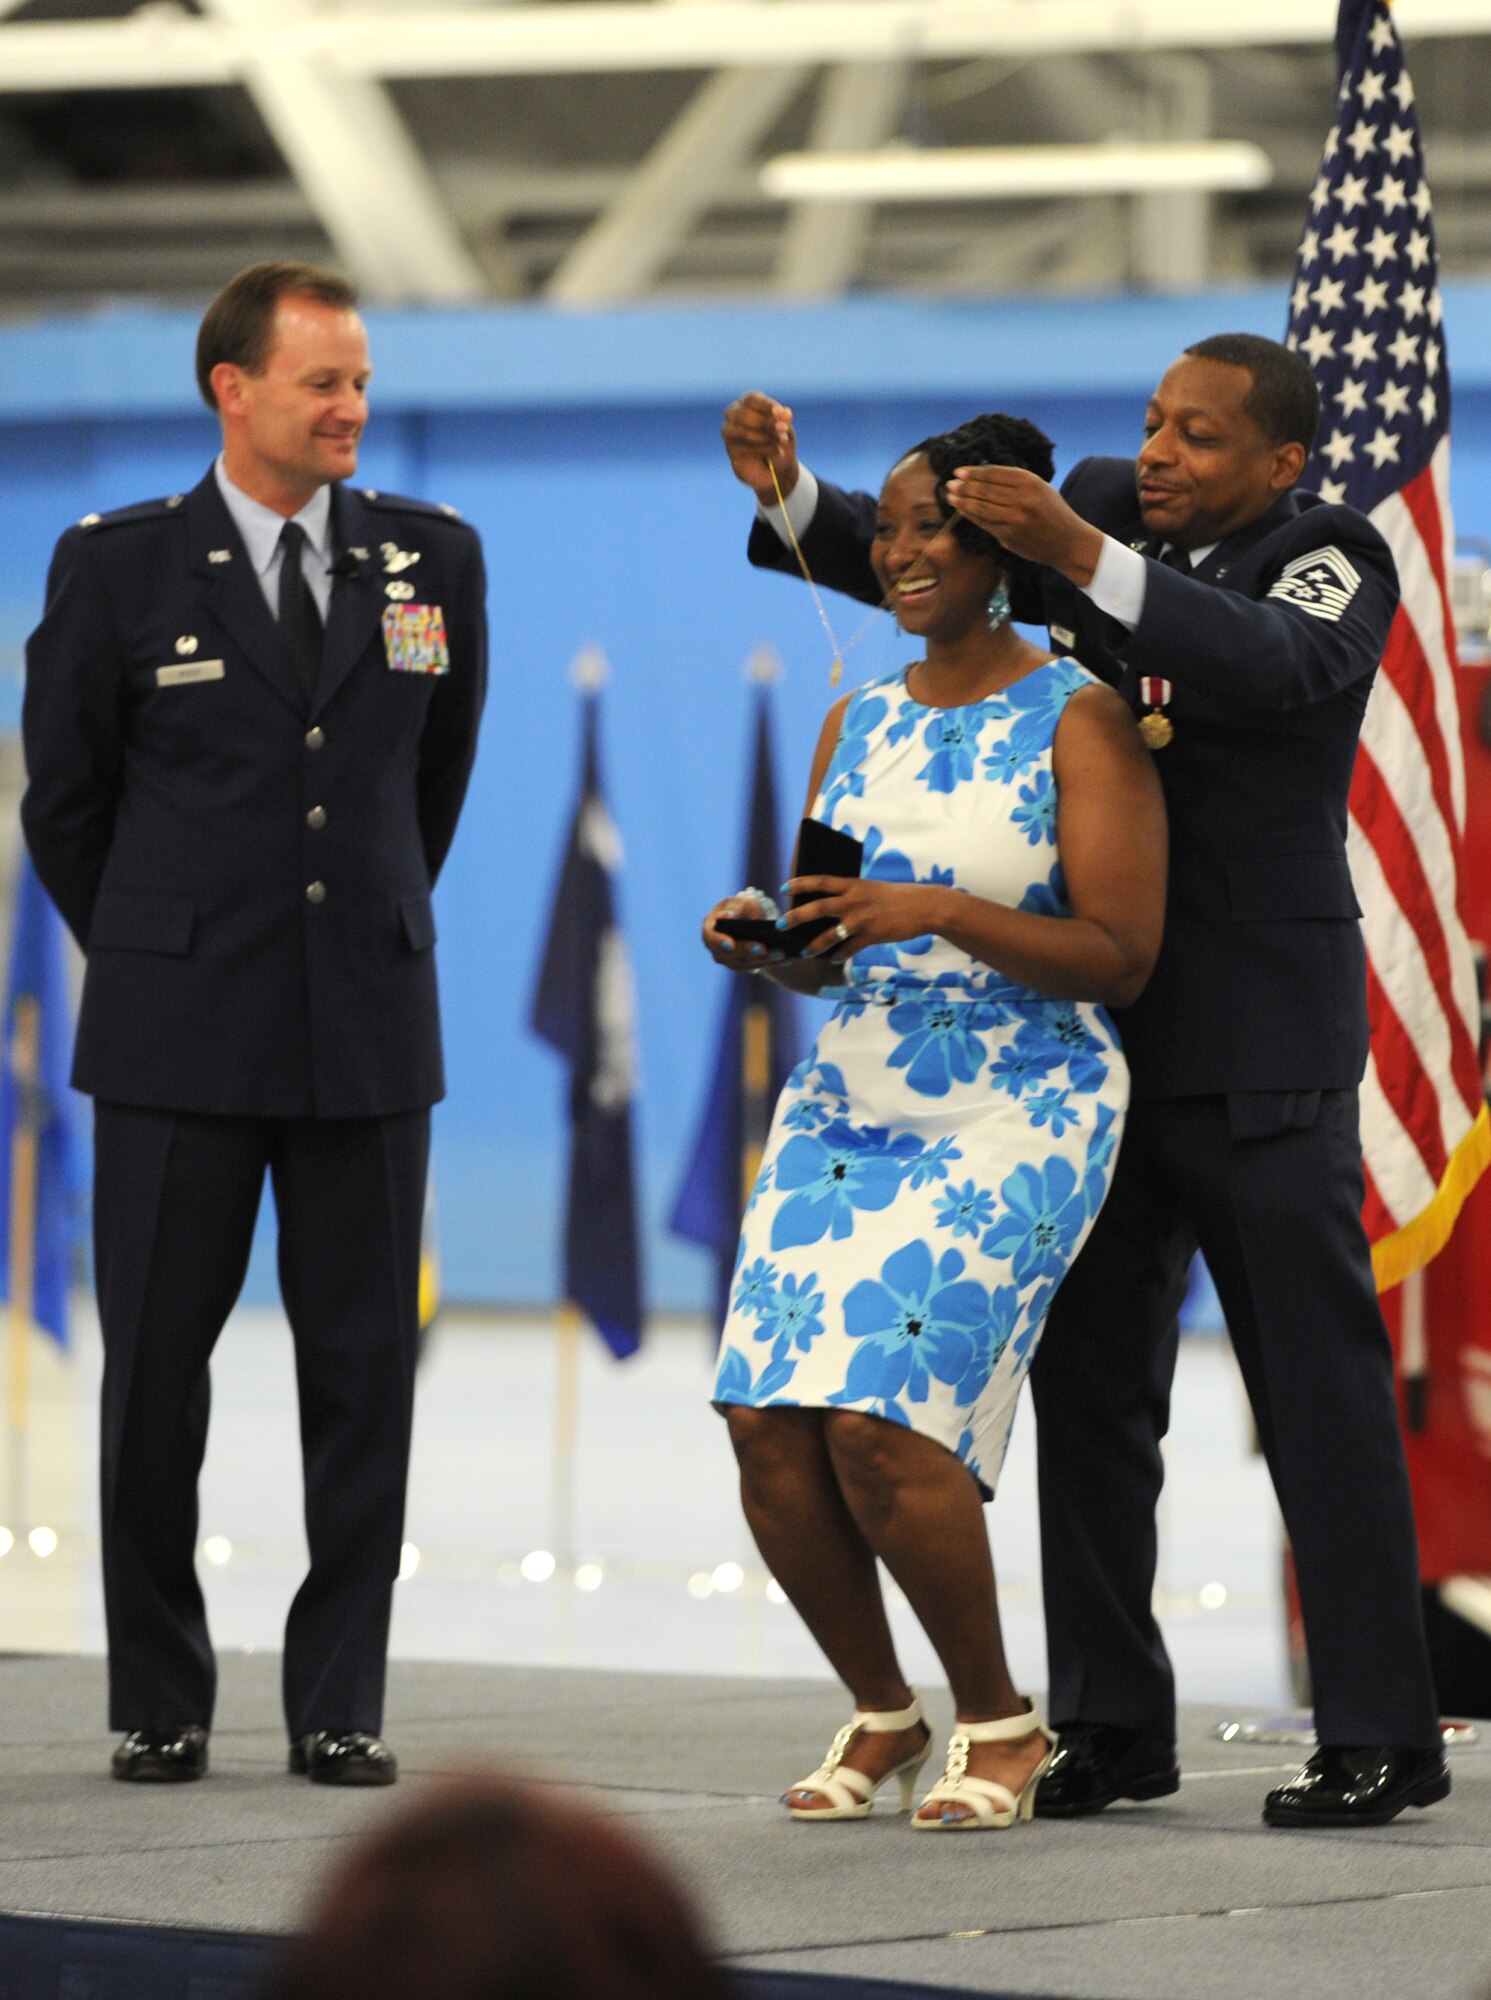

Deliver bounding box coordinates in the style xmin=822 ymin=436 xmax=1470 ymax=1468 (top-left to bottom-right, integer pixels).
xmin=3 ymin=1308 xmax=1293 ymax=1717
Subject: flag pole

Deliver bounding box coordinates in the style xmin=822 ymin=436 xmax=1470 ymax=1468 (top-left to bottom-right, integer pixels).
xmin=550 ymin=638 xmax=600 ymax=1574
xmin=740 ymin=645 xmax=782 ymax=1210
xmin=7 ymin=995 xmax=40 ymax=1535
xmin=552 ymin=1301 xmax=582 ymax=1569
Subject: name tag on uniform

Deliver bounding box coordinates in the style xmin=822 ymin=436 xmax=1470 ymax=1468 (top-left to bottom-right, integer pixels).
xmin=155 ymin=660 xmax=226 ymax=686
xmin=382 ymin=603 xmax=450 ymax=676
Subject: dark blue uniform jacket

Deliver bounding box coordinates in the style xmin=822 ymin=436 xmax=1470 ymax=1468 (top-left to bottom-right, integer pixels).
xmin=22 ymin=469 xmax=487 ymax=1120
xmin=749 ymin=456 xmax=1399 ymax=1099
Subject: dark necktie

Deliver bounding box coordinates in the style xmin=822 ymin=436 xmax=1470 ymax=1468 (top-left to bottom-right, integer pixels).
xmin=277 ymin=520 xmax=324 ymax=703
xmin=1159 ymin=544 xmax=1193 ymax=573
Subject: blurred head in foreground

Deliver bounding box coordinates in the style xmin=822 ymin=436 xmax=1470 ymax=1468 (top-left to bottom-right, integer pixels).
xmin=263 ymin=1773 xmax=730 ymax=2000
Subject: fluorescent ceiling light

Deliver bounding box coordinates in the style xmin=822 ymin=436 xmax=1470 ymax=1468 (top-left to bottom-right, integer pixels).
xmin=760 ymin=142 xmax=1274 ymax=203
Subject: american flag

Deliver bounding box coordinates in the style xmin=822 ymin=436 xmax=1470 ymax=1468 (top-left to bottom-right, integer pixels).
xmin=1285 ymin=0 xmax=1489 ymax=1287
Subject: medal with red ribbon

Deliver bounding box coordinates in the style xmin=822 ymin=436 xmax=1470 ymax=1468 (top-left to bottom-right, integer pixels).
xmin=1137 ymin=674 xmax=1174 ymax=749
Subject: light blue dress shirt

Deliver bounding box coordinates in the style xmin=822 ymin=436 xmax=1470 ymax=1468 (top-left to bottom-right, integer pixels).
xmin=213 ymin=455 xmax=334 ymax=622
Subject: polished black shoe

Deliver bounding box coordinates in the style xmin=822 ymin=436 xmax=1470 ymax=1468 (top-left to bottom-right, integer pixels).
xmin=289 ymin=1730 xmax=398 ymax=1787
xmin=1262 ymin=1745 xmax=1449 ymax=1828
xmin=1033 ymin=1721 xmax=1180 ymax=1817
xmin=111 ymin=1725 xmax=209 ymax=1784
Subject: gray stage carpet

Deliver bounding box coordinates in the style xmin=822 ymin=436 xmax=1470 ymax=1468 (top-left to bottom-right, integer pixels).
xmin=1 ymin=1654 xmax=1487 ymax=1999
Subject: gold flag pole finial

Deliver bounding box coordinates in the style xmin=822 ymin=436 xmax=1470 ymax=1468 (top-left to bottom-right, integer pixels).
xmin=745 ymin=644 xmax=782 ymax=686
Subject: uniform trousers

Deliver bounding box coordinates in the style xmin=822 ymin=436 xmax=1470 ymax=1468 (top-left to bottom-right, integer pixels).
xmin=93 ymin=1102 xmax=430 ymax=1740
xmin=1030 ymin=1088 xmax=1440 ymax=1751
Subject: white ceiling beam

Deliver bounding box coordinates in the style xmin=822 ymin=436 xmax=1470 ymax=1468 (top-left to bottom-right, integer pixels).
xmin=198 ymin=0 xmax=488 ymax=303
xmin=776 ymin=61 xmax=909 ymax=297
xmin=0 ymin=16 xmax=237 ymax=91
xmin=1132 ymin=55 xmax=1213 ymax=293
xmin=547 ymin=64 xmax=807 ymax=305
xmin=0 ymin=184 xmax=315 ymax=232
xmin=5 ymin=2 xmax=1491 ymax=93
xmin=324 ymin=3 xmax=1491 ymax=76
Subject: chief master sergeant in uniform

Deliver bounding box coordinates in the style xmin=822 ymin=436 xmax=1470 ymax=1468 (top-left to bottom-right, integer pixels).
xmin=21 ymin=261 xmax=488 ymax=1787
xmin=722 ymin=333 xmax=1446 ymax=1829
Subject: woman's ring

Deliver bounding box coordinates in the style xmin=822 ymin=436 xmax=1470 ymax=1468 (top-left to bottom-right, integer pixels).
xmin=834 ymin=922 xmax=851 ymax=944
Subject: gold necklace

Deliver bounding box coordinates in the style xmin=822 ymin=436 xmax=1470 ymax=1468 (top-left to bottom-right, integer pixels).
xmin=767 ymin=460 xmax=979 ymax=688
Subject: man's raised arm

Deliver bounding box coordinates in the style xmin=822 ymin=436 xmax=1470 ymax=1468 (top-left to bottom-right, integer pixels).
xmin=724 ymin=391 xmax=883 ymax=609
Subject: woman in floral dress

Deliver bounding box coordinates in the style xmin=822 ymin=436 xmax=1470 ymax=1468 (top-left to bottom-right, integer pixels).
xmin=702 ymin=414 xmax=1167 ymax=1830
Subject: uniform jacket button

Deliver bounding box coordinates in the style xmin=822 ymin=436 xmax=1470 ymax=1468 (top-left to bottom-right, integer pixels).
xmin=306 ymin=806 xmax=327 ymax=830
xmin=305 ymin=726 xmax=325 ymax=750
xmin=306 ymin=881 xmax=327 ymax=905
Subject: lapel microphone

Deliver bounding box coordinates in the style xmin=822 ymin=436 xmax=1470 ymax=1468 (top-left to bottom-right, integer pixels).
xmin=328 ymin=550 xmax=361 ymax=581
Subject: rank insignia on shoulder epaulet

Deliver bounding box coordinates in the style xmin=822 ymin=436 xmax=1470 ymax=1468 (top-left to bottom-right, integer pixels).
xmin=360 ymin=489 xmax=465 ymax=524
xmin=79 ymin=494 xmax=188 ymax=533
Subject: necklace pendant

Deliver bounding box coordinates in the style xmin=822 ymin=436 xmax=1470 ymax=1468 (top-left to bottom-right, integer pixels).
xmin=1138 ymin=711 xmax=1174 ymax=750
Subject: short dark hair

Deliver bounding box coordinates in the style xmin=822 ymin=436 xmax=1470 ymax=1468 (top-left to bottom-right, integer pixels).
xmin=898 ymin=411 xmax=1057 ymax=592
xmin=263 ymin=1773 xmax=728 ymax=2000
xmin=195 ymin=261 xmax=360 ymax=411
xmin=1183 ymin=332 xmax=1321 ymax=454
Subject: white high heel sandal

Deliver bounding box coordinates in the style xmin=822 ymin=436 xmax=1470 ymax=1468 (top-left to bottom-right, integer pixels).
xmin=782 ymin=1695 xmax=931 ymax=1821
xmin=912 ymin=1704 xmax=1057 ymax=1831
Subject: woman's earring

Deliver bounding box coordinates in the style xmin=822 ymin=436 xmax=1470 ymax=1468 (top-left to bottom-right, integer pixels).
xmin=986 ymin=582 xmax=1012 ymax=630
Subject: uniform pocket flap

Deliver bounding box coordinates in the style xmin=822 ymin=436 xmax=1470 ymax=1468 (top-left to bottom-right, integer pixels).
xmin=89 ymin=890 xmax=195 ymax=954
xmin=1227 ymin=853 xmax=1361 ymax=922
xmin=400 ymin=892 xmax=437 ymax=951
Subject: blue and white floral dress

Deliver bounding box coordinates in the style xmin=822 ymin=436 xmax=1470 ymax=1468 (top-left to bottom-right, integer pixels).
xmin=712 ymin=660 xmax=1129 ymax=1496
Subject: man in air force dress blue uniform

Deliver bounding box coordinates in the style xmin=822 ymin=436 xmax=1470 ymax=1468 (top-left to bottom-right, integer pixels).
xmin=723 ymin=333 xmax=1445 ymax=1827
xmin=21 ymin=262 xmax=487 ymax=1787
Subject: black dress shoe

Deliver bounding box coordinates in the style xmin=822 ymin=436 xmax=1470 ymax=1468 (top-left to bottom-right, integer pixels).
xmin=111 ymin=1725 xmax=209 ymax=1783
xmin=1034 ymin=1721 xmax=1180 ymax=1817
xmin=289 ymin=1730 xmax=398 ymax=1786
xmin=1262 ymin=1744 xmax=1449 ymax=1827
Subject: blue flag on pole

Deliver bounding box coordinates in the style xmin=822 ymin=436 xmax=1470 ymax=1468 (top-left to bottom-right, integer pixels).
xmin=671 ymin=679 xmax=801 ymax=1331
xmin=531 ymin=672 xmax=644 ymax=1358
xmin=0 ymin=855 xmax=84 ymax=1348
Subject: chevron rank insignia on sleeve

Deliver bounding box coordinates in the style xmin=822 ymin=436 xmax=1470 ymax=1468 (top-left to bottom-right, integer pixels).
xmin=1266 ymin=546 xmax=1363 ymax=622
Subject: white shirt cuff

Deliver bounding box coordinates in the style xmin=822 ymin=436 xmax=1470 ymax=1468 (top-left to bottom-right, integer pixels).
xmin=1081 ymin=535 xmax=1148 ymax=632
xmin=756 ymin=464 xmax=820 ymax=546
